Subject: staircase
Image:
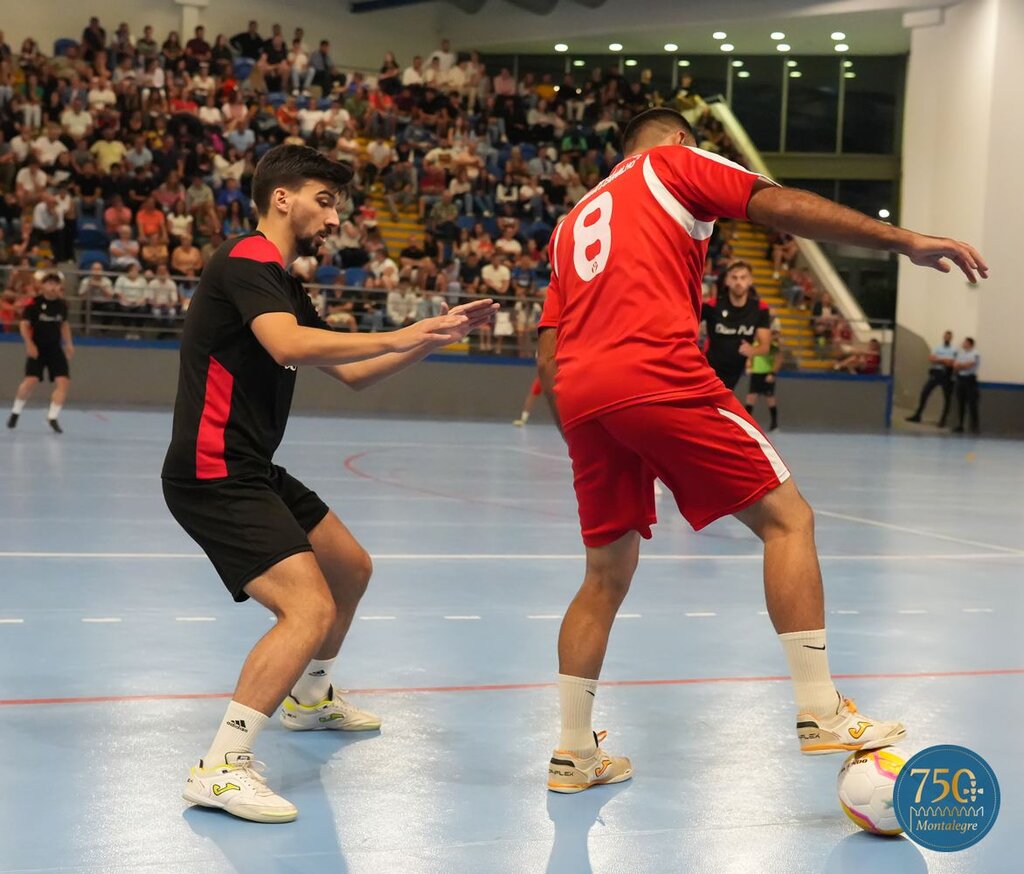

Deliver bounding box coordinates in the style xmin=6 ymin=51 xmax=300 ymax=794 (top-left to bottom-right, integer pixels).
xmin=730 ymin=222 xmax=833 ymax=372
xmin=366 ymin=187 xmax=424 ymax=254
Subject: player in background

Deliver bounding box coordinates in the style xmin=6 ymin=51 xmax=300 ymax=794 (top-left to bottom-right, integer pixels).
xmin=745 ymin=326 xmax=783 ymax=431
xmin=701 ymin=260 xmax=772 ymax=390
xmin=162 ymin=145 xmax=496 ymax=823
xmin=7 ymin=272 xmax=73 ymax=433
xmin=513 ymin=376 xmax=544 ymax=426
xmin=537 ymin=108 xmax=987 ymax=793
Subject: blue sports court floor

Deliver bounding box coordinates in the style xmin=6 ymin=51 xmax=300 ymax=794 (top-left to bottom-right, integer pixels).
xmin=0 ymin=410 xmax=1020 ymax=873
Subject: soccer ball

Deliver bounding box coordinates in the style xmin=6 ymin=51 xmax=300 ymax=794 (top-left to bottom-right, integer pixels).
xmin=836 ymin=748 xmax=906 ymax=835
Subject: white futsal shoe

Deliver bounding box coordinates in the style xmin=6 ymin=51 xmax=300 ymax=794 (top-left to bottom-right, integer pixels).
xmin=279 ymin=685 xmax=382 ymax=731
xmin=183 ymin=752 xmax=298 ymax=823
xmin=798 ymin=693 xmax=906 ymax=755
xmin=547 ymin=731 xmax=634 ymax=794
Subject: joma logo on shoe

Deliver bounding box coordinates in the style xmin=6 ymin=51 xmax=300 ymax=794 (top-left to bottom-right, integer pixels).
xmin=212 ymin=783 xmax=240 ymax=796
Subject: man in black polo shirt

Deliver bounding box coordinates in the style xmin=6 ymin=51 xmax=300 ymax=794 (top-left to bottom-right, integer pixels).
xmin=163 ymin=145 xmax=494 ymax=824
xmin=7 ymin=272 xmax=73 ymax=432
xmin=701 ymin=260 xmax=772 ymax=390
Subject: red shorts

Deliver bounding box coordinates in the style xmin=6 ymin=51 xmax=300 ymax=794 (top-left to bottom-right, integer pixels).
xmin=565 ymin=392 xmax=791 ymax=547
xmin=530 ymin=377 xmax=543 ymax=397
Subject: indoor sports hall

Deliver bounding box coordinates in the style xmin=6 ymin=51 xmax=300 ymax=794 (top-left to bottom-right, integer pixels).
xmin=0 ymin=0 xmax=1020 ymax=872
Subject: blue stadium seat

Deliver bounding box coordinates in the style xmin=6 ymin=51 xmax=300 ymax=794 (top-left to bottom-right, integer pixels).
xmin=315 ymin=265 xmax=341 ymax=286
xmin=455 ymin=216 xmax=476 ymax=231
xmin=233 ymin=58 xmax=256 ymax=81
xmin=75 ymin=228 xmax=109 ymax=250
xmin=519 ymin=143 xmax=538 ymax=161
xmin=317 ymin=99 xmax=333 ymax=110
xmin=266 ymin=92 xmax=287 ymax=107
xmin=529 ymin=221 xmax=553 ymax=246
xmin=78 ymin=250 xmax=110 ymax=270
xmin=482 ymin=217 xmax=500 ymax=238
xmin=53 ymin=38 xmax=77 ymax=57
xmin=344 ymin=267 xmax=369 ymax=287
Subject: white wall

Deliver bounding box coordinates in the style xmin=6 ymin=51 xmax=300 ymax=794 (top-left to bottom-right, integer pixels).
xmin=2 ymin=0 xmax=440 ymax=71
xmin=898 ymin=0 xmax=1024 ymax=383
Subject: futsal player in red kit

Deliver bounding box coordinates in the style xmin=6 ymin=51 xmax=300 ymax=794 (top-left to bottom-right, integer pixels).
xmin=537 ymin=109 xmax=988 ymax=792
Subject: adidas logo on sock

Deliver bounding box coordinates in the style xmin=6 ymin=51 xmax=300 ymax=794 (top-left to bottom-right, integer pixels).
xmin=308 ymin=669 xmax=327 ymax=676
xmin=227 ymin=719 xmax=248 ymax=732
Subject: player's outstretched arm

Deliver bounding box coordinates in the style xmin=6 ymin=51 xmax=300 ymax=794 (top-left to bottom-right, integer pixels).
xmin=747 ymin=183 xmax=989 ymax=284
xmin=251 ymin=307 xmax=475 ymax=368
xmin=319 ymin=299 xmax=498 ymax=391
xmin=537 ymin=327 xmax=564 ymax=438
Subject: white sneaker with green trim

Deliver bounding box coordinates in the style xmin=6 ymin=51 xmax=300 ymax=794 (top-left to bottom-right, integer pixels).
xmin=279 ymin=685 xmax=382 ymax=731
xmin=182 ymin=752 xmax=297 ymax=823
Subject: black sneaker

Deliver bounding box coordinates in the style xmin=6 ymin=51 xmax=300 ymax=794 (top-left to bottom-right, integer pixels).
xmin=48 ymin=418 xmax=63 ymax=434
xmin=6 ymin=413 xmax=17 ymax=429
xmin=952 ymin=427 xmax=964 ymax=433
xmin=905 ymin=415 xmax=922 ymax=423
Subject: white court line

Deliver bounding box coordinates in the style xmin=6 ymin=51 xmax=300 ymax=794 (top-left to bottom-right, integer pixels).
xmin=815 ymin=509 xmax=1024 ymax=556
xmin=444 ymin=615 xmax=481 ymax=620
xmin=756 ymin=610 xmax=769 ymax=616
xmin=963 ymin=607 xmax=994 ymax=613
xmin=0 ymin=618 xmax=24 ymax=624
xmin=616 ymin=613 xmax=642 ymax=619
xmin=527 ymin=614 xmax=562 ymax=620
xmin=833 ymin=610 xmax=860 ymax=615
xmin=898 ymin=609 xmax=928 ymax=615
xmin=175 ymin=617 xmax=216 ymax=622
xmin=360 ymin=615 xmax=396 ymax=621
xmin=3 ymin=551 xmax=1022 ymax=561
xmin=81 ymin=617 xmax=121 ymax=623
xmin=686 ymin=612 xmax=717 ymax=617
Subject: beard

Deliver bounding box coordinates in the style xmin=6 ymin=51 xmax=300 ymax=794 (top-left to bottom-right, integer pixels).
xmin=295 ymin=233 xmax=322 ymax=258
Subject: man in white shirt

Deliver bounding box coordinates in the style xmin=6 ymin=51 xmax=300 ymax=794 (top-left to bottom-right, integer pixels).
xmin=424 ymin=58 xmax=449 ymax=91
xmin=10 ymin=124 xmax=35 ymax=164
xmin=32 ymin=126 xmax=68 ymax=168
xmin=494 ymin=226 xmax=523 ymax=259
xmin=113 ymin=263 xmax=150 ymax=338
xmin=297 ymin=104 xmax=325 ymax=137
xmin=322 ymin=101 xmax=351 ymax=135
xmin=386 ymin=284 xmax=420 ymax=327
xmin=60 ymin=98 xmax=94 ymax=140
xmin=190 ymin=63 xmax=217 ymax=100
xmin=31 ymin=193 xmax=66 ymax=258
xmin=148 ymin=264 xmax=181 ymax=334
xmin=367 ymin=250 xmax=399 ymax=291
xmin=87 ymin=76 xmax=117 ymax=112
xmin=365 ymin=139 xmax=395 ymax=186
xmin=402 ymin=56 xmax=425 ymax=88
xmin=481 ymin=252 xmax=511 ymax=298
xmin=124 ymin=135 xmax=153 ymax=171
xmin=15 ymin=158 xmax=48 ymax=208
xmin=428 ymin=39 xmax=456 ymax=73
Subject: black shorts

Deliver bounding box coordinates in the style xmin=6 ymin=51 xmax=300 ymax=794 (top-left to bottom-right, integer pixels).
xmin=748 ymin=373 xmax=776 ymax=397
xmin=717 ymin=368 xmax=745 ymax=391
xmin=25 ymin=349 xmax=69 ymax=381
xmin=162 ymin=465 xmax=330 ymax=602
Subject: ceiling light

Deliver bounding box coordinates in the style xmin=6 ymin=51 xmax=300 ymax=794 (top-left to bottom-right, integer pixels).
xmin=878 ymin=208 xmax=890 ymax=219
xmin=573 ymin=59 xmax=585 ymax=67
xmin=844 ymin=72 xmax=856 ymax=79
xmin=834 ymin=43 xmax=849 ymax=52
xmin=664 ymin=43 xmax=678 ymax=52
xmin=608 ymin=42 xmax=622 ymax=51
xmin=720 ymin=43 xmax=734 ymax=51
xmin=713 ymin=31 xmax=727 ymax=40
xmin=554 ymin=43 xmax=568 ymax=52
xmin=553 ymin=85 xmax=560 ymax=92
xmin=787 ymin=60 xmax=798 ymax=67
xmin=624 ymin=59 xmax=638 ymax=67
xmin=678 ymin=59 xmax=691 ymax=67
xmin=843 ymin=60 xmax=854 ymax=68
xmin=771 ymin=32 xmax=785 ymax=40
xmin=737 ymin=70 xmax=751 ymax=79
xmin=831 ymin=32 xmax=846 ymax=40
xmin=789 ymin=70 xmax=802 ymax=78
xmin=776 ymin=43 xmax=790 ymax=52
xmin=732 ymin=60 xmax=744 ymax=67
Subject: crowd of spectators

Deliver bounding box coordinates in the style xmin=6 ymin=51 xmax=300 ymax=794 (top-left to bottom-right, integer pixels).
xmin=0 ymin=16 xmax=870 ymax=365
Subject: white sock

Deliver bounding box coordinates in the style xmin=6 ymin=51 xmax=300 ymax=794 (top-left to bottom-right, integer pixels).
xmin=12 ymin=398 xmax=26 ymax=415
xmin=779 ymin=629 xmax=839 ymax=716
xmin=290 ymin=657 xmax=336 ymax=705
xmin=48 ymin=402 xmax=62 ymax=420
xmin=203 ymin=701 xmax=269 ymax=766
xmin=557 ymin=673 xmax=597 ymax=757
xmin=519 ymin=410 xmax=530 ymax=423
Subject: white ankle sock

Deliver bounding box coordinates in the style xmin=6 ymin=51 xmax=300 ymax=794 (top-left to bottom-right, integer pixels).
xmin=203 ymin=701 xmax=269 ymax=766
xmin=519 ymin=411 xmax=530 ymax=422
xmin=290 ymin=658 xmax=335 ymax=705
xmin=48 ymin=403 xmax=62 ymax=420
xmin=557 ymin=673 xmax=597 ymax=757
xmin=779 ymin=629 xmax=839 ymax=716
xmin=12 ymin=399 xmax=26 ymax=415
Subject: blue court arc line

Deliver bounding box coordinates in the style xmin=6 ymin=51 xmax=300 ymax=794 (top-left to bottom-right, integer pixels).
xmin=2 ymin=667 xmax=1021 ymax=708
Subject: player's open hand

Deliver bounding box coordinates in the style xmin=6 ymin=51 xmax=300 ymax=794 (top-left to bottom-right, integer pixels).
xmin=393 ymin=311 xmax=470 ymax=352
xmin=903 ymin=233 xmax=989 ymax=284
xmin=738 ymin=340 xmax=754 ymax=358
xmin=26 ymin=343 xmax=39 ymax=360
xmin=434 ymin=299 xmax=499 ymax=345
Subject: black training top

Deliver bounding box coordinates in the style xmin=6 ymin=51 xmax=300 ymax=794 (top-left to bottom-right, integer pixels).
xmin=161 ymin=232 xmax=328 ymax=481
xmin=23 ymin=296 xmax=68 ymax=350
xmin=701 ymin=293 xmax=772 ymax=377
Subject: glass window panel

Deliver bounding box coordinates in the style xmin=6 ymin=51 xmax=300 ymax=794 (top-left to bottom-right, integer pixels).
xmin=842 ymin=55 xmax=905 ymax=154
xmin=785 ymin=56 xmax=840 ymax=152
xmin=730 ymin=56 xmax=783 ymax=152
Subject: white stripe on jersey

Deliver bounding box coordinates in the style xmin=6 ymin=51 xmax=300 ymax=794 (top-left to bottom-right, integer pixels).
xmin=716 ymin=407 xmax=791 ymax=483
xmin=642 ymin=155 xmax=716 ymax=240
xmin=550 ymin=219 xmax=565 ymax=280
xmin=684 ymin=146 xmax=780 ymax=187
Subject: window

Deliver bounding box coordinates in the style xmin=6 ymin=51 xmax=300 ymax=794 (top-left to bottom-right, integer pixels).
xmin=842 ymin=56 xmax=905 ymax=154
xmin=731 ymin=57 xmax=784 ymax=152
xmin=785 ymin=56 xmax=840 ymax=152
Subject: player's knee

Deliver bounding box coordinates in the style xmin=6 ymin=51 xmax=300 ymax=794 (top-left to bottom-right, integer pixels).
xmin=774 ymin=490 xmax=815 ymax=539
xmin=351 ymin=549 xmax=373 ymax=595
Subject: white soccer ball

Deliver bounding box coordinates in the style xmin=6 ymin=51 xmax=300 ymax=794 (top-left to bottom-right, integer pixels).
xmin=837 ymin=748 xmax=906 ymax=836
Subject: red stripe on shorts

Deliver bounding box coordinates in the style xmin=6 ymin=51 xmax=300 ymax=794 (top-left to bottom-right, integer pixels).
xmin=195 ymin=356 xmax=233 ymax=479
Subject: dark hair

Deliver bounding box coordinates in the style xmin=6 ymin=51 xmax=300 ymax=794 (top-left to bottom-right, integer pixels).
xmin=251 ymin=144 xmax=353 ymax=216
xmin=622 ymin=108 xmax=694 ymax=154
xmin=964 ymin=337 xmax=975 ymax=346
xmin=724 ymin=260 xmax=754 ymax=276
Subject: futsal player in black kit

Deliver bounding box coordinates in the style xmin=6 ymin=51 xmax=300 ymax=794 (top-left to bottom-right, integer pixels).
xmin=7 ymin=272 xmax=74 ymax=433
xmin=701 ymin=260 xmax=772 ymax=390
xmin=162 ymin=145 xmax=496 ymax=823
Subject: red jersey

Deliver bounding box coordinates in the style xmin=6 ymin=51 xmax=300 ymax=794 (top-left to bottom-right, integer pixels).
xmin=538 ymin=144 xmax=769 ymax=429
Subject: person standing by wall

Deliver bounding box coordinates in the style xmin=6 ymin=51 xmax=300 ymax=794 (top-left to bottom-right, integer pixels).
xmin=906 ymin=330 xmax=956 ymax=425
xmin=952 ymin=337 xmax=980 ymax=434
xmin=745 ymin=327 xmax=782 ymax=431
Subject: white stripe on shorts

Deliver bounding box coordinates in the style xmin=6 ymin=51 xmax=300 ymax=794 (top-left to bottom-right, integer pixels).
xmin=716 ymin=407 xmax=790 ymax=483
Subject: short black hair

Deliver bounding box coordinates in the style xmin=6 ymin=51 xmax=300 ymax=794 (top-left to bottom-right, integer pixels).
xmin=622 ymin=108 xmax=694 ymax=154
xmin=964 ymin=337 xmax=975 ymax=346
xmin=251 ymin=144 xmax=353 ymax=216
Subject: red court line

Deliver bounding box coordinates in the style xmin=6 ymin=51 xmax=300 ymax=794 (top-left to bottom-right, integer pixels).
xmin=1 ymin=667 xmax=1021 ymax=708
